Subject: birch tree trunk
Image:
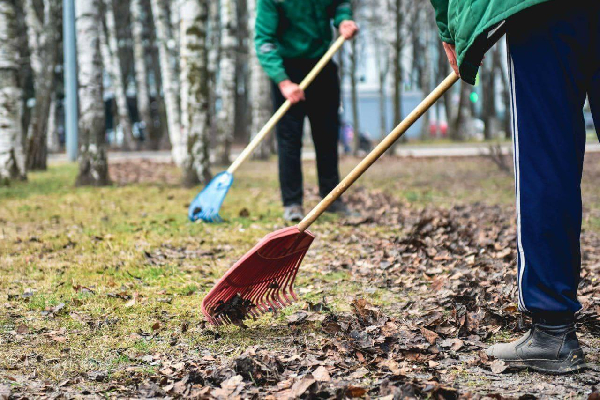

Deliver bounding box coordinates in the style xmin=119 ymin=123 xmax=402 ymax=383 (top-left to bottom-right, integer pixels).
xmin=23 ymin=0 xmax=41 ymax=80
xmin=234 ymin=0 xmax=249 ymax=145
xmin=169 ymin=0 xmax=181 ymax=128
xmin=147 ymin=1 xmax=169 ymax=148
xmin=0 ymin=0 xmax=26 ymax=184
xmin=207 ymin=0 xmax=221 ymax=149
xmin=180 ymin=0 xmax=211 ymax=186
xmin=247 ymin=0 xmax=271 ymax=160
xmin=103 ymin=0 xmax=135 ymax=150
xmin=76 ymin=0 xmax=109 ymax=186
xmin=46 ymin=92 xmax=60 ymax=152
xmin=25 ymin=0 xmax=61 ymax=170
xmin=151 ymin=0 xmax=183 ymax=164
xmin=216 ymin=0 xmax=237 ymax=164
xmin=130 ymin=0 xmax=158 ymax=149
xmin=14 ymin=0 xmax=33 ymax=140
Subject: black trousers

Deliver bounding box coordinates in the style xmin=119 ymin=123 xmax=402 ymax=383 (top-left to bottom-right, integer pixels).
xmin=272 ymin=59 xmax=341 ymax=206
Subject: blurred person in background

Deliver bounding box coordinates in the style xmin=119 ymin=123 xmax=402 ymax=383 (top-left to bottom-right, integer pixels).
xmin=255 ymin=0 xmax=359 ymax=222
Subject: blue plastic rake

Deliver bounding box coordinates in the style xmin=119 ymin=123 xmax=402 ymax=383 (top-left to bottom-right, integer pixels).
xmin=188 ymin=171 xmax=234 ymax=222
xmin=188 ymin=36 xmax=347 ymax=223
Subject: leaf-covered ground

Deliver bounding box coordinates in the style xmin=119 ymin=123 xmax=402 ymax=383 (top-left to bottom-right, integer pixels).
xmin=1 ymin=155 xmax=599 ymax=399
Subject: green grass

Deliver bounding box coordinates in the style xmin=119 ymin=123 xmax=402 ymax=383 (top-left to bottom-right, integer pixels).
xmin=1 ymin=155 xmax=599 ymax=386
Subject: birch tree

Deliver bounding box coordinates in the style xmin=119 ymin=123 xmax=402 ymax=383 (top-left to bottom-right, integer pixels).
xmin=76 ymin=0 xmax=109 ymax=186
xmin=102 ymin=0 xmax=135 ymax=150
xmin=247 ymin=0 xmax=271 ymax=160
xmin=151 ymin=0 xmax=183 ymax=164
xmin=130 ymin=0 xmax=158 ymax=149
xmin=180 ymin=0 xmax=211 ymax=186
xmin=13 ymin=0 xmax=33 ymax=136
xmin=216 ymin=0 xmax=237 ymax=164
xmin=147 ymin=2 xmax=169 ymax=147
xmin=207 ymin=0 xmax=221 ymax=149
xmin=24 ymin=0 xmax=61 ymax=170
xmin=0 ymin=0 xmax=26 ymax=184
xmin=46 ymin=93 xmax=59 ymax=152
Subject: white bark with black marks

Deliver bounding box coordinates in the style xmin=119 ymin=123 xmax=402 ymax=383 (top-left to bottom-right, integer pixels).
xmin=216 ymin=0 xmax=237 ymax=164
xmin=207 ymin=0 xmax=221 ymax=145
xmin=46 ymin=92 xmax=59 ymax=152
xmin=103 ymin=0 xmax=135 ymax=150
xmin=247 ymin=0 xmax=272 ymax=160
xmin=0 ymin=0 xmax=26 ymax=184
xmin=180 ymin=0 xmax=211 ymax=186
xmin=24 ymin=0 xmax=61 ymax=170
xmin=151 ymin=0 xmax=183 ymax=164
xmin=131 ymin=0 xmax=158 ymax=149
xmin=76 ymin=0 xmax=109 ymax=186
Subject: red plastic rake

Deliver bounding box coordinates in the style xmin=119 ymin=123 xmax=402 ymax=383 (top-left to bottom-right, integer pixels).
xmin=201 ymin=73 xmax=460 ymax=325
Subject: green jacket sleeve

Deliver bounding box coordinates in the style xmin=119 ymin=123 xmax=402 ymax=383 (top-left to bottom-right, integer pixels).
xmin=333 ymin=0 xmax=352 ymax=28
xmin=255 ymin=0 xmax=289 ymax=83
xmin=430 ymin=0 xmax=454 ymax=44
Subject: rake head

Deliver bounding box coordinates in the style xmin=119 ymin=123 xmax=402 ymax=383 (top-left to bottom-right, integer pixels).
xmin=201 ymin=226 xmax=315 ymax=325
xmin=188 ymin=171 xmax=234 ymax=223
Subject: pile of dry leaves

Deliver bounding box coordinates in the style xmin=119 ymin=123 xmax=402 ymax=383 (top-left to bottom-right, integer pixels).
xmin=110 ymin=160 xmax=180 ymax=185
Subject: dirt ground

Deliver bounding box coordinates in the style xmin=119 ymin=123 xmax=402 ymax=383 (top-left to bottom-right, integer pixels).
xmin=1 ymin=154 xmax=599 ymax=399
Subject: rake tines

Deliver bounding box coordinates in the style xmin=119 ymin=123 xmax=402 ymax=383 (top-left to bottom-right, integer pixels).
xmin=201 ymin=227 xmax=314 ymax=325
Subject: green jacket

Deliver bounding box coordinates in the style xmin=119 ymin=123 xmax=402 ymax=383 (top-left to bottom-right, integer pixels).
xmin=255 ymin=0 xmax=352 ymax=83
xmin=430 ymin=0 xmax=551 ymax=84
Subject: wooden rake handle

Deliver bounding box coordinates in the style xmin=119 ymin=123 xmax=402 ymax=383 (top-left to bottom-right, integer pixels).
xmin=227 ymin=35 xmax=347 ymax=174
xmin=298 ymin=72 xmax=460 ymax=232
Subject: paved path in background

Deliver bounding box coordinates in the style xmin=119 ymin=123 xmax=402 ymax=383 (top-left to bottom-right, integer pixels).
xmin=48 ymin=143 xmax=600 ymax=164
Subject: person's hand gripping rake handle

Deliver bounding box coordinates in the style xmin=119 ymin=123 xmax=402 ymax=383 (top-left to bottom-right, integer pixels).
xmin=227 ymin=35 xmax=347 ymax=174
xmin=188 ymin=36 xmax=347 ymax=223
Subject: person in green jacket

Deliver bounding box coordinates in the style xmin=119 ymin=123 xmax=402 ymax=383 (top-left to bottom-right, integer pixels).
xmin=430 ymin=0 xmax=600 ymax=374
xmin=255 ymin=0 xmax=359 ymax=222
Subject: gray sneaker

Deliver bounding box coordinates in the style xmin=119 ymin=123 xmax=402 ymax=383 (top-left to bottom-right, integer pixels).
xmin=486 ymin=322 xmax=587 ymax=374
xmin=283 ymin=204 xmax=304 ymax=222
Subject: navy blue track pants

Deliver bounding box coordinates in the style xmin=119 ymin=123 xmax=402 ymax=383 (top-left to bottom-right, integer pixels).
xmin=506 ymin=0 xmax=600 ymax=315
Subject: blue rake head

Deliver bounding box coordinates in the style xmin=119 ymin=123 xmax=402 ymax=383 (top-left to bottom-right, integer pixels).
xmin=188 ymin=171 xmax=234 ymax=223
